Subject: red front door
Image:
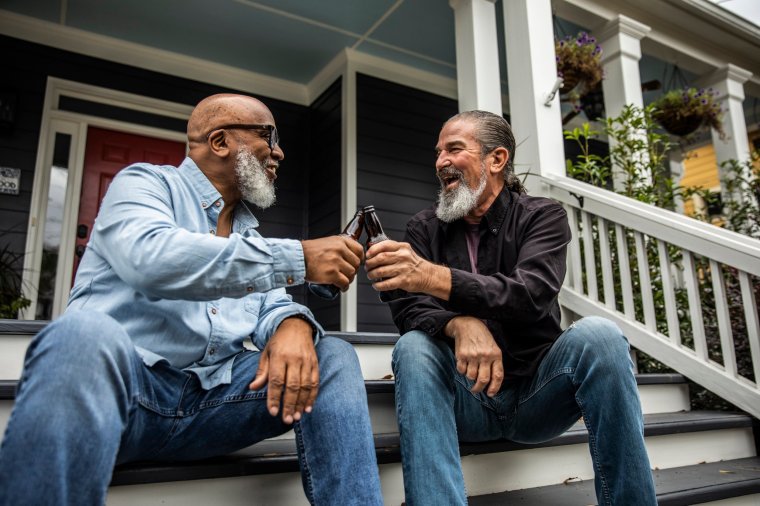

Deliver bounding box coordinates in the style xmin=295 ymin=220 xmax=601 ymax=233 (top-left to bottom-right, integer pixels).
xmin=74 ymin=127 xmax=186 ymax=276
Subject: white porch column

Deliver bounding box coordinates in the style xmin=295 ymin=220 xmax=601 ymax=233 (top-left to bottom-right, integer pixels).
xmin=596 ymin=15 xmax=650 ymax=118
xmin=701 ymin=64 xmax=753 ymax=171
xmin=699 ymin=65 xmax=753 ymax=205
xmin=450 ymin=0 xmax=502 ymax=114
xmin=596 ymin=15 xmax=650 ymax=191
xmin=502 ymin=0 xmax=566 ymax=195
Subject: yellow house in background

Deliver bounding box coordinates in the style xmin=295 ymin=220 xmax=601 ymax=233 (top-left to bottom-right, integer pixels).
xmin=681 ymin=130 xmax=760 ymax=216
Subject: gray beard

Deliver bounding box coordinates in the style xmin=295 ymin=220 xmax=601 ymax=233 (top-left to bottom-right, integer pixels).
xmin=435 ymin=163 xmax=487 ymax=223
xmin=235 ymin=147 xmax=276 ymax=209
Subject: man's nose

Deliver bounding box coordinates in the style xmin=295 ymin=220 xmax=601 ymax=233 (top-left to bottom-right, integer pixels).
xmin=435 ymin=152 xmax=449 ymax=171
xmin=271 ymin=143 xmax=285 ymax=161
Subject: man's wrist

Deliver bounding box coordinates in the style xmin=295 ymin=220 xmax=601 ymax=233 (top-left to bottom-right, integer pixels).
xmin=284 ymin=314 xmax=317 ymax=339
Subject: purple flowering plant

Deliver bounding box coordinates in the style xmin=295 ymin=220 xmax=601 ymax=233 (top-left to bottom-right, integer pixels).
xmin=555 ymin=31 xmax=603 ymax=96
xmin=652 ymin=87 xmax=725 ymax=139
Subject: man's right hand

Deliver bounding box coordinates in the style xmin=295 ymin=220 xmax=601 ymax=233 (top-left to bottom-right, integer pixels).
xmin=445 ymin=316 xmax=504 ymax=397
xmin=301 ymin=236 xmax=364 ymax=291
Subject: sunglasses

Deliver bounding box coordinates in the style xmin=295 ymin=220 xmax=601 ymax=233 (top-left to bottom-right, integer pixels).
xmin=205 ymin=124 xmax=280 ymax=150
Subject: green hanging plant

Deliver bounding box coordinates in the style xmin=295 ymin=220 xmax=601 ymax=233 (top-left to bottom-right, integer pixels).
xmin=652 ymin=87 xmax=725 ymax=140
xmin=555 ymin=32 xmax=603 ymax=99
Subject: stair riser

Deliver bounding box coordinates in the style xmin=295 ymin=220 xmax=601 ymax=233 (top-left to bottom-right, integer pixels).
xmin=0 ymin=336 xmax=30 ymax=381
xmin=102 ymin=429 xmax=758 ymax=506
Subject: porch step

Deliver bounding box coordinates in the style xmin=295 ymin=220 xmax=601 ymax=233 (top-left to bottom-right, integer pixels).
xmin=3 ymin=370 xmax=756 ymax=506
xmin=106 ymin=410 xmax=758 ymax=505
xmin=468 ymin=456 xmax=760 ymax=506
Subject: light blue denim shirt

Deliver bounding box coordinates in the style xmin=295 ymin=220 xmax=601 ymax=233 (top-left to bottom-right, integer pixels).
xmin=67 ymin=157 xmax=324 ymax=389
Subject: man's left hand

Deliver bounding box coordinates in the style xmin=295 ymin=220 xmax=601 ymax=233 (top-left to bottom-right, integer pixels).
xmin=249 ymin=317 xmax=319 ymax=424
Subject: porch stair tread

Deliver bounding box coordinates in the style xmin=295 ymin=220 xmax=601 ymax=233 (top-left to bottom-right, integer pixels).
xmin=107 ymin=410 xmax=754 ymax=487
xmin=468 ymin=456 xmax=760 ymax=506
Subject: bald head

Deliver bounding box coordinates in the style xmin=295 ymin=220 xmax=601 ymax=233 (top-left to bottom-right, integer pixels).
xmin=187 ymin=94 xmax=274 ymax=145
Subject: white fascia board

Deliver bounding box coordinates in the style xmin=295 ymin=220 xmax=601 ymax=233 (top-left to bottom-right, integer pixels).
xmin=0 ymin=9 xmax=310 ymax=106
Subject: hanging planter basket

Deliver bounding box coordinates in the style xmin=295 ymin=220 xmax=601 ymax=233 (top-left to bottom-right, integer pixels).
xmin=555 ymin=32 xmax=603 ymax=98
xmin=652 ymin=87 xmax=725 ymax=139
xmin=560 ymin=69 xmax=582 ymax=94
xmin=653 ymin=111 xmax=703 ymax=137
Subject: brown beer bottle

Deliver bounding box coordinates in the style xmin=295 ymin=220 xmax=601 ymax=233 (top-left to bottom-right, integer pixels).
xmin=308 ymin=209 xmax=365 ymax=299
xmin=362 ymin=205 xmax=398 ymax=302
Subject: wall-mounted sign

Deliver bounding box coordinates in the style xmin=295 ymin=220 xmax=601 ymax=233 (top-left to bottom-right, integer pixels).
xmin=0 ymin=167 xmax=21 ymax=195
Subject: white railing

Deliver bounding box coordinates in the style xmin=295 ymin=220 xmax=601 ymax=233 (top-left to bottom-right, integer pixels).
xmin=542 ymin=175 xmax=760 ymax=419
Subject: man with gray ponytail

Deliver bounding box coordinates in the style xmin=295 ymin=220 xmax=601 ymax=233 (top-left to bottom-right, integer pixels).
xmin=365 ymin=110 xmax=656 ymax=505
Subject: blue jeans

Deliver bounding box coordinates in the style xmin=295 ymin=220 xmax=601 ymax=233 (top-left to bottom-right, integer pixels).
xmin=392 ymin=316 xmax=657 ymax=506
xmin=0 ymin=310 xmax=382 ymax=505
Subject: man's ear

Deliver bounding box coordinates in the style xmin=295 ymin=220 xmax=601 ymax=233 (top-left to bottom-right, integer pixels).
xmin=489 ymin=146 xmax=509 ymax=175
xmin=207 ymin=130 xmax=231 ymax=158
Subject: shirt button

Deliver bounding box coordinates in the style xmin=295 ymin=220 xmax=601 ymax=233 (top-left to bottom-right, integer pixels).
xmin=209 ymin=348 xmax=215 ymax=355
xmin=246 ymin=286 xmax=253 ymax=292
xmin=201 ymin=202 xmax=208 ymax=208
xmin=211 ymin=308 xmax=217 ymax=315
xmin=492 ymin=228 xmax=497 ymax=233
xmin=215 ymin=201 xmax=221 ymax=207
xmin=287 ymin=276 xmax=294 ymax=285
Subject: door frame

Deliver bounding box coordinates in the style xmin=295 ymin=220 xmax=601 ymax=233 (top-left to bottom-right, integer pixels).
xmin=21 ymin=78 xmax=191 ymax=319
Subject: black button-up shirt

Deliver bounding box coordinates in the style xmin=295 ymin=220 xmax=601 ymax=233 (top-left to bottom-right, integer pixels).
xmin=388 ymin=187 xmax=571 ymax=380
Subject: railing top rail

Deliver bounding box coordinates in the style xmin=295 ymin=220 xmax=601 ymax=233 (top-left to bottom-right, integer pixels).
xmin=542 ymin=175 xmax=760 ymax=277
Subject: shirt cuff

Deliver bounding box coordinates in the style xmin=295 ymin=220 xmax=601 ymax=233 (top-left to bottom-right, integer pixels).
xmin=269 ymin=239 xmax=306 ymax=288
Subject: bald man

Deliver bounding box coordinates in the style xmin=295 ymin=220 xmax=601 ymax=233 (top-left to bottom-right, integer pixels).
xmin=0 ymin=94 xmax=383 ymax=505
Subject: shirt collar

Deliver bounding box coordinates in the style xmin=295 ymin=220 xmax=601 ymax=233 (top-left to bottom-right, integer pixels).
xmin=180 ymin=157 xmax=223 ymax=210
xmin=179 ymin=157 xmax=260 ymax=231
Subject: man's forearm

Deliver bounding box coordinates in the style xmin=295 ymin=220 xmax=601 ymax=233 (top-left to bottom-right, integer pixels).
xmin=420 ymin=261 xmax=453 ymax=301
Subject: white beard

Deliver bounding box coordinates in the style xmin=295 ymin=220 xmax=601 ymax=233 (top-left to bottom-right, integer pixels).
xmin=435 ymin=162 xmax=487 ymax=223
xmin=235 ymin=147 xmax=276 ymax=209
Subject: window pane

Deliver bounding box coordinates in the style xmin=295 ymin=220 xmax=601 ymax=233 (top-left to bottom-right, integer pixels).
xmin=36 ymin=133 xmax=71 ymax=320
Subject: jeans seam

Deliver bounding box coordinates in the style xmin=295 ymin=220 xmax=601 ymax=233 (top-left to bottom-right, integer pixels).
xmin=576 ymin=394 xmax=612 ymax=505
xmin=294 ymin=422 xmax=315 ymax=504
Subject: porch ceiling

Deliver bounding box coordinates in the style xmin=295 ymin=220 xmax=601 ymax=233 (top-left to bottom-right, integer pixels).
xmin=0 ymin=0 xmax=458 ymax=83
xmin=1 ymin=0 xmax=758 ymax=100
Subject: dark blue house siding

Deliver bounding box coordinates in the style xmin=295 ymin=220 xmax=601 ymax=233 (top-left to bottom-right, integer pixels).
xmin=356 ymin=73 xmax=458 ymax=333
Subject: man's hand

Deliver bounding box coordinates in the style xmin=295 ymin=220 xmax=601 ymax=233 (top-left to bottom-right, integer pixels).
xmin=302 ymin=236 xmax=364 ymax=291
xmin=249 ymin=317 xmax=319 ymax=424
xmin=446 ymin=316 xmax=503 ymax=397
xmin=365 ymin=240 xmax=451 ymax=300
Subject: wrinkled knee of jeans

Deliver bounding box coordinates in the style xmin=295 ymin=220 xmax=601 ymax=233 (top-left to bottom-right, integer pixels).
xmin=29 ymin=310 xmax=133 ymax=369
xmin=392 ymin=330 xmax=448 ymax=376
xmin=316 ymin=336 xmax=362 ymax=381
xmin=571 ymin=316 xmax=631 ymax=364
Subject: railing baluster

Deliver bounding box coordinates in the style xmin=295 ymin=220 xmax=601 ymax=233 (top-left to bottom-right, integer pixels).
xmin=616 ymin=224 xmax=634 ymax=318
xmin=634 ymin=232 xmax=656 ymax=330
xmin=581 ymin=211 xmax=598 ymax=300
xmin=710 ymin=260 xmax=737 ymax=376
xmin=682 ymin=251 xmax=708 ymax=360
xmin=598 ymin=217 xmax=615 ymax=309
xmin=565 ymin=204 xmax=583 ymax=292
xmin=739 ymin=272 xmax=760 ymax=386
xmin=657 ymin=239 xmax=681 ymax=345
